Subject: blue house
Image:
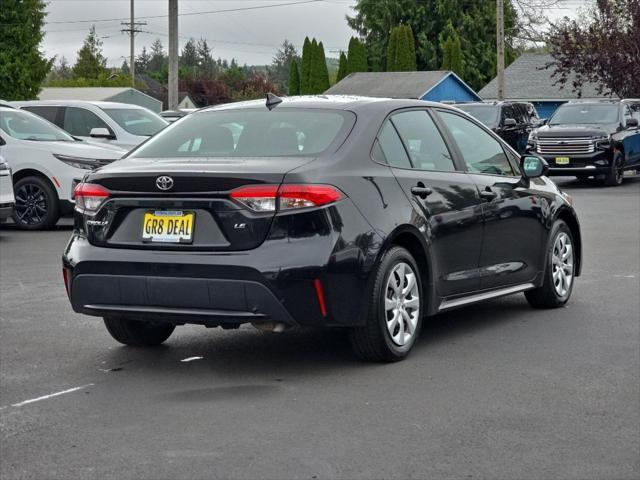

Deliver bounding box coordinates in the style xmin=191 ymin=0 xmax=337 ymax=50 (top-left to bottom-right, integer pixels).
xmin=479 ymin=53 xmax=616 ymax=119
xmin=324 ymin=71 xmax=481 ymax=103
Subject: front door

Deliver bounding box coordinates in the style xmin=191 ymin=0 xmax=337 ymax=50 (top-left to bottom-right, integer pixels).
xmin=436 ymin=109 xmax=546 ymax=290
xmin=376 ymin=109 xmax=484 ymax=297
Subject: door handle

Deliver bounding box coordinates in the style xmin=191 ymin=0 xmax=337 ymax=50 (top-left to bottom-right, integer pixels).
xmin=410 ymin=185 xmax=433 ymax=199
xmin=480 ymin=189 xmax=498 ymax=201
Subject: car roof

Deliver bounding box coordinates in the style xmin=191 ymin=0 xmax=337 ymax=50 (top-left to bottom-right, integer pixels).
xmin=11 ymin=100 xmax=147 ymax=109
xmin=198 ymin=95 xmax=451 ymax=114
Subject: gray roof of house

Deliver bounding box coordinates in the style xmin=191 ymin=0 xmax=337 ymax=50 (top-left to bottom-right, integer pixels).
xmin=324 ymin=71 xmax=452 ymax=99
xmin=479 ymin=53 xmax=615 ymax=101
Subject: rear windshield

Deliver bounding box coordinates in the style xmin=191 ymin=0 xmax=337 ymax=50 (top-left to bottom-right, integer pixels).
xmin=0 ymin=109 xmax=74 ymax=142
xmin=457 ymin=105 xmax=499 ymax=126
xmin=128 ymin=108 xmax=353 ymax=158
xmin=102 ymin=108 xmax=168 ymax=136
xmin=549 ymin=104 xmax=619 ymax=125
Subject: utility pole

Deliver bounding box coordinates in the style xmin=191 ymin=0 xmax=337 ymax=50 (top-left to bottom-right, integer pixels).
xmin=168 ymin=0 xmax=179 ymax=110
xmin=496 ymin=0 xmax=505 ymax=100
xmin=121 ymin=0 xmax=146 ymax=87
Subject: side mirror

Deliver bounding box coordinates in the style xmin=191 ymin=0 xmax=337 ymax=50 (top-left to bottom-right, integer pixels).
xmin=503 ymin=118 xmax=517 ymax=128
xmin=521 ymin=155 xmax=549 ymax=178
xmin=626 ymin=118 xmax=639 ymax=128
xmin=89 ymin=127 xmax=113 ymax=139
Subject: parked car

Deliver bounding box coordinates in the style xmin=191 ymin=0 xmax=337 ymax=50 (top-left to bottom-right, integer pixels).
xmin=161 ymin=109 xmax=196 ymax=123
xmin=12 ymin=100 xmax=168 ymax=150
xmin=63 ymin=96 xmax=582 ymax=362
xmin=0 ymin=105 xmax=126 ymax=230
xmin=527 ymin=99 xmax=640 ymax=185
xmin=457 ymin=101 xmax=541 ymax=154
xmin=0 ymin=155 xmax=15 ymax=223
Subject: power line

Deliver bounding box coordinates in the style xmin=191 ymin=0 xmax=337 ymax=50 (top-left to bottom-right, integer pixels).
xmin=42 ymin=0 xmax=323 ymax=25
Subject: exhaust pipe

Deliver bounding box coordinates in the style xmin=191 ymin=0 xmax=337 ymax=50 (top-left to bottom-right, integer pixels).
xmin=252 ymin=322 xmax=288 ymax=333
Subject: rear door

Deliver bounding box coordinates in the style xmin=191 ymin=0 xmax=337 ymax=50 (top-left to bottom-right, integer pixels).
xmin=621 ymin=101 xmax=640 ymax=166
xmin=62 ymin=107 xmax=115 ymax=142
xmin=376 ymin=109 xmax=484 ymax=297
xmin=436 ymin=109 xmax=546 ymax=290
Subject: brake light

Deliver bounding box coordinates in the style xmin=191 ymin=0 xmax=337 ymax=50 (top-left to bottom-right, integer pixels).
xmin=62 ymin=267 xmax=72 ymax=298
xmin=74 ymin=182 xmax=110 ymax=212
xmin=230 ymin=184 xmax=343 ymax=212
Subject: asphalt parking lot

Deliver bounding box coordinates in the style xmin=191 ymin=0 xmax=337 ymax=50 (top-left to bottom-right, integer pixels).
xmin=1 ymin=176 xmax=638 ymax=480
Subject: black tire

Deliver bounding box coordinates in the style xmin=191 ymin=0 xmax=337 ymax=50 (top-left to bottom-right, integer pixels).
xmin=12 ymin=176 xmax=60 ymax=230
xmin=349 ymin=246 xmax=423 ymax=362
xmin=525 ymin=220 xmax=576 ymax=309
xmin=603 ymin=152 xmax=624 ymax=186
xmin=103 ymin=317 xmax=175 ymax=346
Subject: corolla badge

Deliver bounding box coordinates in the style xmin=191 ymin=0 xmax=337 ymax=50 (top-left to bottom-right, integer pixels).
xmin=156 ymin=176 xmax=174 ymax=191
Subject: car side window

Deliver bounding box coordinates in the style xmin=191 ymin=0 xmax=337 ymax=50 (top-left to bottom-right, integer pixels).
xmin=438 ymin=110 xmax=515 ymax=176
xmin=22 ymin=106 xmax=61 ymax=126
xmin=390 ymin=110 xmax=456 ymax=172
xmin=623 ymin=104 xmax=633 ymax=122
xmin=376 ymin=121 xmax=412 ymax=169
xmin=63 ymin=107 xmax=111 ymax=137
xmin=501 ymin=105 xmax=515 ymax=124
xmin=630 ymin=102 xmax=640 ymax=121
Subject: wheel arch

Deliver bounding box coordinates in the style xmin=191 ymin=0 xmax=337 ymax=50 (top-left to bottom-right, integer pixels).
xmin=12 ymin=168 xmax=57 ymax=191
xmin=380 ymin=225 xmax=438 ymax=316
xmin=555 ymin=207 xmax=582 ymax=276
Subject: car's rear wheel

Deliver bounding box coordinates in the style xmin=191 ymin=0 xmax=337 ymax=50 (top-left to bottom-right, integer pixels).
xmin=104 ymin=317 xmax=175 ymax=346
xmin=349 ymin=246 xmax=423 ymax=362
xmin=604 ymin=152 xmax=624 ymax=186
xmin=525 ymin=220 xmax=575 ymax=308
xmin=12 ymin=176 xmax=60 ymax=230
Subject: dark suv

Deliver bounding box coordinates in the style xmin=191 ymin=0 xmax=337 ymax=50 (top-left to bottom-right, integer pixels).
xmin=527 ymin=99 xmax=640 ymax=185
xmin=457 ymin=101 xmax=541 ymax=154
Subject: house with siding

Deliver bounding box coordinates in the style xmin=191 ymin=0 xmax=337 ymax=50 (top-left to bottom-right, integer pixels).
xmin=479 ymin=53 xmax=615 ymax=119
xmin=325 ymin=71 xmax=481 ymax=103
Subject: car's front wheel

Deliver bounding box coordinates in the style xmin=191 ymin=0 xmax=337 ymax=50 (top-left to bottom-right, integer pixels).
xmin=104 ymin=317 xmax=175 ymax=346
xmin=12 ymin=176 xmax=60 ymax=230
xmin=604 ymin=152 xmax=624 ymax=186
xmin=349 ymin=246 xmax=423 ymax=362
xmin=525 ymin=220 xmax=575 ymax=308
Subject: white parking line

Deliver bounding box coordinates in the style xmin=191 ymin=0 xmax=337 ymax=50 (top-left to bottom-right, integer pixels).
xmin=180 ymin=356 xmax=203 ymax=362
xmin=9 ymin=384 xmax=95 ymax=408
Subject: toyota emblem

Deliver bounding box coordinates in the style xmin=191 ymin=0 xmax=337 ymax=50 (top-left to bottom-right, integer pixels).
xmin=156 ymin=176 xmax=174 ymax=191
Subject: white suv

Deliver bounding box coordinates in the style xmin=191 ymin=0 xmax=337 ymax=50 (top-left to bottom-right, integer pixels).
xmin=0 ymin=155 xmax=14 ymax=222
xmin=12 ymin=100 xmax=168 ymax=151
xmin=0 ymin=106 xmax=126 ymax=229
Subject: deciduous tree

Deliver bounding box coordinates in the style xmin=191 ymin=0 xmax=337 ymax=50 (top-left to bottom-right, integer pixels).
xmin=547 ymin=0 xmax=640 ymax=97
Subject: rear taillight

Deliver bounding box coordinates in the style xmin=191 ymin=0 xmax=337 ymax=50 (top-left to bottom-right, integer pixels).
xmin=74 ymin=182 xmax=110 ymax=213
xmin=62 ymin=267 xmax=72 ymax=298
xmin=230 ymin=184 xmax=343 ymax=213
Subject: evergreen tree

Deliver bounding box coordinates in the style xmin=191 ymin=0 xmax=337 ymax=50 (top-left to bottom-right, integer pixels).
xmin=0 ymin=0 xmax=52 ymax=99
xmin=121 ymin=59 xmax=130 ymax=75
xmin=147 ymin=39 xmax=166 ymax=73
xmin=72 ymin=25 xmax=106 ymax=79
xmin=288 ymin=58 xmax=300 ymax=95
xmin=180 ymin=38 xmax=199 ymax=70
xmin=300 ymin=37 xmax=312 ymax=94
xmin=386 ymin=27 xmax=399 ymax=71
xmin=313 ymin=41 xmax=331 ymax=93
xmin=308 ymin=38 xmax=319 ymax=92
xmin=196 ymin=38 xmax=215 ymax=75
xmin=135 ymin=46 xmax=151 ymax=73
xmin=271 ymin=39 xmax=299 ymax=91
xmin=394 ymin=24 xmax=417 ymax=71
xmin=347 ymin=37 xmax=368 ymax=73
xmin=336 ymin=52 xmax=349 ymax=81
xmin=403 ymin=25 xmax=417 ymax=70
xmin=441 ymin=33 xmax=463 ymax=77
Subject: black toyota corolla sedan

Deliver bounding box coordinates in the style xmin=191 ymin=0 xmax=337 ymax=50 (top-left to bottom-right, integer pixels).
xmin=63 ymin=96 xmax=582 ymax=362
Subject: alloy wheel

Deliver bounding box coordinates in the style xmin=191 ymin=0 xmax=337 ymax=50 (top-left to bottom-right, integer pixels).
xmin=14 ymin=183 xmax=48 ymax=226
xmin=384 ymin=262 xmax=420 ymax=346
xmin=552 ymin=232 xmax=574 ymax=298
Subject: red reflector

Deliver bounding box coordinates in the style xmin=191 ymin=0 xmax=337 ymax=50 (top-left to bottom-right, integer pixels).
xmin=313 ymin=279 xmax=327 ymax=317
xmin=74 ymin=183 xmax=110 ymax=198
xmin=62 ymin=267 xmax=72 ymax=297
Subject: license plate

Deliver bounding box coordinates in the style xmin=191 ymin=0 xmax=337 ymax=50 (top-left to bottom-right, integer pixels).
xmin=142 ymin=211 xmax=194 ymax=243
xmin=555 ymin=157 xmax=570 ymax=165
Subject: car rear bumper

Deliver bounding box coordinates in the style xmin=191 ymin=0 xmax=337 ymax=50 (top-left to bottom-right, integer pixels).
xmin=63 ymin=201 xmax=381 ymax=328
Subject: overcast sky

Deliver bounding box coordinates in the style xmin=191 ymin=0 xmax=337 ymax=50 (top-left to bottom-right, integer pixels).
xmin=41 ymin=0 xmax=584 ymax=68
